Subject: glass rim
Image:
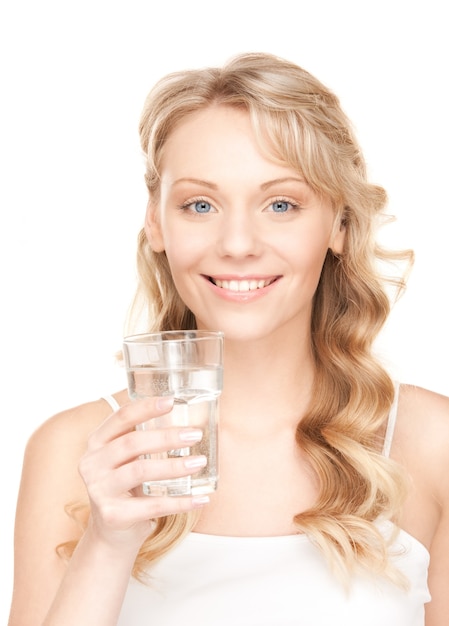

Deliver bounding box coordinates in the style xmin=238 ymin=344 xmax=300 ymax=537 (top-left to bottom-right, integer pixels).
xmin=123 ymin=330 xmax=224 ymax=345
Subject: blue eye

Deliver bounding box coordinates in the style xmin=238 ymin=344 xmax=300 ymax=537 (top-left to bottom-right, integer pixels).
xmin=178 ymin=198 xmax=216 ymax=215
xmin=271 ymin=201 xmax=290 ymax=212
xmin=193 ymin=201 xmax=212 ymax=213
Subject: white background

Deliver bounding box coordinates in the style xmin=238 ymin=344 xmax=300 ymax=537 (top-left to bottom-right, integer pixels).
xmin=1 ymin=0 xmax=447 ymax=621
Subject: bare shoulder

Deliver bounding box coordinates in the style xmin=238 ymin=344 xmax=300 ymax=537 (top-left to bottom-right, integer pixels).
xmin=21 ymin=390 xmax=130 ymax=508
xmin=28 ymin=391 xmax=126 ymax=455
xmin=399 ymin=382 xmax=449 ymax=414
xmin=19 ymin=391 xmax=128 ymax=529
xmin=9 ymin=392 xmax=128 ymax=624
xmin=396 ymin=388 xmax=449 ymax=622
xmin=396 ymin=384 xmax=449 ymax=453
xmin=394 ymin=383 xmax=449 ymax=504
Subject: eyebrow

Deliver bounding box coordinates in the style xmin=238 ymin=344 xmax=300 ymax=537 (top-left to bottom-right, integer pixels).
xmin=171 ymin=176 xmax=306 ymax=190
xmin=172 ymin=177 xmax=218 ymax=189
xmin=260 ymin=177 xmax=306 ymax=190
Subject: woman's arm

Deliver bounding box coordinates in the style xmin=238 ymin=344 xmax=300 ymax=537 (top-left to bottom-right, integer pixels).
xmin=426 ymin=507 xmax=449 ymax=625
xmin=423 ymin=391 xmax=449 ymax=626
xmin=8 ymin=396 xmax=208 ymax=626
xmin=397 ymin=386 xmax=449 ymax=626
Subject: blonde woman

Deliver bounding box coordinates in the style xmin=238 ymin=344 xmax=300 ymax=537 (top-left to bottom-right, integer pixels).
xmin=8 ymin=53 xmax=449 ymax=625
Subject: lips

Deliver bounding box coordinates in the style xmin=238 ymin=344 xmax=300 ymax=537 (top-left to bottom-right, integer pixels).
xmin=208 ymin=277 xmax=278 ymax=292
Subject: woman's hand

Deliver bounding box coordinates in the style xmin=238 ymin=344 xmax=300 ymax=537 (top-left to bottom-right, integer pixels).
xmin=78 ymin=396 xmax=208 ymax=552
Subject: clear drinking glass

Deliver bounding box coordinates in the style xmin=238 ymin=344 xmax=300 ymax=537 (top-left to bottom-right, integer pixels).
xmin=123 ymin=330 xmax=224 ymax=496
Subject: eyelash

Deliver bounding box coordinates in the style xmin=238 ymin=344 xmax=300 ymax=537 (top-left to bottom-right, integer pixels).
xmin=177 ymin=196 xmax=212 ymax=214
xmin=267 ymin=197 xmax=302 ymax=213
xmin=177 ymin=196 xmax=302 ymax=214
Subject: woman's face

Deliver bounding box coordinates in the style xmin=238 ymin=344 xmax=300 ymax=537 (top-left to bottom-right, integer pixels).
xmin=146 ymin=105 xmax=344 ymax=343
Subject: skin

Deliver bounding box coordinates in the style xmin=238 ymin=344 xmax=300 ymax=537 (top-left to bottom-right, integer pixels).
xmin=8 ymin=106 xmax=449 ymax=625
xmin=149 ymin=106 xmax=345 ymax=344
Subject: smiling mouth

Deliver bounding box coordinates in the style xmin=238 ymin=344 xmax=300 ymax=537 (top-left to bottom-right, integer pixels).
xmin=208 ymin=277 xmax=278 ymax=292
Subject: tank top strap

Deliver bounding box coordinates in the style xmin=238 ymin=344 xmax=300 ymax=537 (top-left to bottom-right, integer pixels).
xmin=102 ymin=394 xmax=121 ymax=412
xmin=382 ymin=381 xmax=400 ymax=457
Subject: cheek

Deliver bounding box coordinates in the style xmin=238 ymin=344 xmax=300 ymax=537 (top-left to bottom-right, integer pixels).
xmin=282 ymin=229 xmax=331 ymax=273
xmin=163 ymin=234 xmax=204 ymax=296
xmin=164 ymin=224 xmax=210 ymax=268
xmin=163 ymin=247 xmax=196 ymax=309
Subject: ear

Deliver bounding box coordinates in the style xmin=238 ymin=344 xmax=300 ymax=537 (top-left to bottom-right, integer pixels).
xmin=329 ymin=215 xmax=346 ymax=255
xmin=144 ymin=201 xmax=165 ymax=252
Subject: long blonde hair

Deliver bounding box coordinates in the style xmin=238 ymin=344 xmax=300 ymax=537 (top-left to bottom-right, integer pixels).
xmin=65 ymin=53 xmax=414 ymax=585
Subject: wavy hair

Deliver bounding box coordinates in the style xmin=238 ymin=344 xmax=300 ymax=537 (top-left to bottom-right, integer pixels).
xmin=62 ymin=53 xmax=413 ymax=585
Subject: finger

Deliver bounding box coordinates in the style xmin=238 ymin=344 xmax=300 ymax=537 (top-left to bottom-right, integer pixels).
xmin=107 ymin=427 xmax=203 ymax=468
xmin=88 ymin=396 xmax=174 ymax=449
xmin=79 ymin=427 xmax=203 ymax=482
xmin=123 ymin=454 xmax=208 ymax=493
xmin=97 ymin=492 xmax=210 ymax=530
xmin=88 ymin=454 xmax=208 ymax=498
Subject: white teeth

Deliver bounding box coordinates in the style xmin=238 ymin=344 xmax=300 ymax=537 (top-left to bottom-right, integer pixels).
xmin=213 ymin=278 xmax=273 ymax=292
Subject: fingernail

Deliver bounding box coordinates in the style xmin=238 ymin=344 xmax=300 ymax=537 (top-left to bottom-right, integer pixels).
xmin=192 ymin=495 xmax=210 ymax=508
xmin=179 ymin=429 xmax=203 ymax=442
xmin=156 ymin=396 xmax=174 ymax=411
xmin=184 ymin=455 xmax=207 ymax=469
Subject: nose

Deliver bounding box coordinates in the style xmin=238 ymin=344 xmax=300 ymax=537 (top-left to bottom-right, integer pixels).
xmin=216 ymin=207 xmax=262 ymax=258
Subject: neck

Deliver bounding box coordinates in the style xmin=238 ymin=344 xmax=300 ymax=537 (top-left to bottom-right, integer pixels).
xmin=219 ymin=330 xmax=315 ymax=436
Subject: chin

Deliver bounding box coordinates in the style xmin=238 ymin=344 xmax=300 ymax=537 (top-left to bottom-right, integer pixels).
xmin=193 ymin=311 xmax=306 ymax=345
xmin=208 ymin=324 xmax=289 ymax=345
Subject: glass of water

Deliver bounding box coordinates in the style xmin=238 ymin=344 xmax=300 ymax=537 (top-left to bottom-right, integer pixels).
xmin=123 ymin=330 xmax=224 ymax=497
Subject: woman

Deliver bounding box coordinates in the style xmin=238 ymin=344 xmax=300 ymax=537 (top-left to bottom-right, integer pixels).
xmin=8 ymin=52 xmax=449 ymax=625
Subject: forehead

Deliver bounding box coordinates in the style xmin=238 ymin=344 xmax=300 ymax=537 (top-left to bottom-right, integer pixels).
xmin=159 ymin=105 xmax=298 ymax=182
xmin=162 ymin=105 xmax=252 ymax=152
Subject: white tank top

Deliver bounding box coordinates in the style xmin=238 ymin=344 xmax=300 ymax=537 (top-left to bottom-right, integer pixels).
xmin=103 ymin=387 xmax=431 ymax=625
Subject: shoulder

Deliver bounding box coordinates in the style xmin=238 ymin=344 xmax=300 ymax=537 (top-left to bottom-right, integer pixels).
xmin=395 ymin=386 xmax=449 ymax=623
xmin=16 ymin=391 xmax=129 ymax=538
xmin=10 ymin=393 xmax=127 ymax=623
xmin=397 ymin=383 xmax=449 ymax=445
xmin=27 ymin=391 xmax=127 ymax=455
xmin=23 ymin=390 xmax=129 ymax=502
xmin=395 ymin=383 xmax=449 ymax=499
xmin=398 ymin=382 xmax=449 ymax=414
xmin=28 ymin=389 xmax=130 ymax=445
